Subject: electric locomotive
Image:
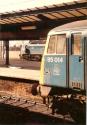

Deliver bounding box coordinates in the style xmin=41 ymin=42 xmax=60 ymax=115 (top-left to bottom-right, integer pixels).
xmin=33 ymin=20 xmax=87 ymax=123
xmin=20 ymin=43 xmax=45 ymax=60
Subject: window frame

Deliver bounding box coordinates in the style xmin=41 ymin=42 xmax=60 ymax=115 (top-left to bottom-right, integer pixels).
xmin=47 ymin=33 xmax=67 ymax=55
xmin=71 ymin=32 xmax=82 ymax=56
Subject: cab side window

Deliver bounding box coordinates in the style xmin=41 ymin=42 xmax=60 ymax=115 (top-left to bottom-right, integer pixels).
xmin=72 ymin=33 xmax=81 ymax=55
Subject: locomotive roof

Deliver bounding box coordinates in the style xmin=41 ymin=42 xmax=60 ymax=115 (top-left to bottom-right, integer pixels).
xmin=25 ymin=44 xmax=45 ymax=47
xmin=48 ymin=20 xmax=87 ymax=35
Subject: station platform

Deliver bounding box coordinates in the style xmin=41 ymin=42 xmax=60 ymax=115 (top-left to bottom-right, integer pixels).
xmin=0 ymin=67 xmax=40 ymax=81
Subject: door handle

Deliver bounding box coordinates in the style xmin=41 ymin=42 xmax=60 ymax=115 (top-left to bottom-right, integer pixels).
xmin=79 ymin=56 xmax=83 ymax=62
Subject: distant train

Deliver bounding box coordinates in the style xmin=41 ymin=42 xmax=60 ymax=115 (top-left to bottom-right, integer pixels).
xmin=32 ymin=20 xmax=87 ymax=123
xmin=20 ymin=44 xmax=45 ymax=61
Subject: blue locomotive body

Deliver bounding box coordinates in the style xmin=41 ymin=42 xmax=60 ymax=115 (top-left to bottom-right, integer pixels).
xmin=40 ymin=20 xmax=87 ymax=92
xmin=26 ymin=44 xmax=45 ymax=55
xmin=44 ymin=55 xmax=66 ymax=87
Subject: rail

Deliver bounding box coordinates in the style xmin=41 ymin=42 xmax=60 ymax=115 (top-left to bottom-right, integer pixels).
xmin=0 ymin=92 xmax=74 ymax=123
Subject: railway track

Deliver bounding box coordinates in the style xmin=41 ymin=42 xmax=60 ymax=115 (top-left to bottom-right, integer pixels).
xmin=0 ymin=77 xmax=85 ymax=124
xmin=0 ymin=91 xmax=74 ymax=123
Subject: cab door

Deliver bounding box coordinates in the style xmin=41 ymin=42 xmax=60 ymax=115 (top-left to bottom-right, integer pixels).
xmin=69 ymin=33 xmax=84 ymax=89
xmin=84 ymin=36 xmax=87 ymax=90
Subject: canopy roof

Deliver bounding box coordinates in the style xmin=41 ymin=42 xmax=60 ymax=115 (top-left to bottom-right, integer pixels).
xmin=0 ymin=0 xmax=87 ymax=25
xmin=0 ymin=0 xmax=86 ymax=13
xmin=0 ymin=0 xmax=87 ymax=40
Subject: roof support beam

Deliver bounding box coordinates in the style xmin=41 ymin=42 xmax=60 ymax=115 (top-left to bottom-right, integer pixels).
xmin=0 ymin=29 xmax=49 ymax=40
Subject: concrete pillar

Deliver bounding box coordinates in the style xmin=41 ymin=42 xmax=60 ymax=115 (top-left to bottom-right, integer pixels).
xmin=4 ymin=40 xmax=9 ymax=65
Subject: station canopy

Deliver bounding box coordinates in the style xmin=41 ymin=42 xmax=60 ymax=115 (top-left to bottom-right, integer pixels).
xmin=0 ymin=0 xmax=87 ymax=40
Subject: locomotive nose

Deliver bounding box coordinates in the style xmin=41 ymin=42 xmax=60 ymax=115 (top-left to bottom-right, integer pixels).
xmin=31 ymin=83 xmax=51 ymax=97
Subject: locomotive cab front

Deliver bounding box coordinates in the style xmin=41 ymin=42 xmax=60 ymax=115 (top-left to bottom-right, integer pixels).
xmin=40 ymin=33 xmax=67 ymax=87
